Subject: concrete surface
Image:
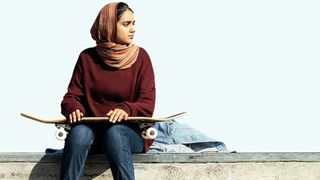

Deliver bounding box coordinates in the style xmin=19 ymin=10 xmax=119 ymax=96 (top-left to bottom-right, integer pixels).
xmin=1 ymin=152 xmax=320 ymax=179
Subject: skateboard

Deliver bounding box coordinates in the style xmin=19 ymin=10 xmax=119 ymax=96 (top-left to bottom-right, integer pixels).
xmin=20 ymin=112 xmax=186 ymax=141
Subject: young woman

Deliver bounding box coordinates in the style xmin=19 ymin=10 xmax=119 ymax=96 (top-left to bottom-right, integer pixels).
xmin=60 ymin=2 xmax=156 ymax=180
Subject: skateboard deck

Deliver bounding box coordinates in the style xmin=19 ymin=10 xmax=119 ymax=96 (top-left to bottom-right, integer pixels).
xmin=20 ymin=112 xmax=187 ymax=124
xmin=21 ymin=112 xmax=187 ymax=140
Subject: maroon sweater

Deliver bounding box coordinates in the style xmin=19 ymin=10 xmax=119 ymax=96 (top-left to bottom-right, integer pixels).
xmin=61 ymin=47 xmax=156 ymax=151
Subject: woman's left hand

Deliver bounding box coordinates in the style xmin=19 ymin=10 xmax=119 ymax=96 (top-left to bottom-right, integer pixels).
xmin=106 ymin=108 xmax=128 ymax=123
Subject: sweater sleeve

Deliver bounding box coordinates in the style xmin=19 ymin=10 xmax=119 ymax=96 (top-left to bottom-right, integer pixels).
xmin=61 ymin=55 xmax=86 ymax=118
xmin=114 ymin=49 xmax=156 ymax=117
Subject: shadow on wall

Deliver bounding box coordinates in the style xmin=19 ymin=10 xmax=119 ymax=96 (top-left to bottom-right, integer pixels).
xmin=29 ymin=153 xmax=111 ymax=179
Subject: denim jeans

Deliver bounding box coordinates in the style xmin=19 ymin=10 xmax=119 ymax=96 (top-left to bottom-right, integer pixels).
xmin=148 ymin=120 xmax=228 ymax=153
xmin=60 ymin=123 xmax=144 ymax=180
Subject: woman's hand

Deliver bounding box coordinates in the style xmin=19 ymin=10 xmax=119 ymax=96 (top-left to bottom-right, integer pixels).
xmin=106 ymin=108 xmax=128 ymax=123
xmin=68 ymin=109 xmax=84 ymax=124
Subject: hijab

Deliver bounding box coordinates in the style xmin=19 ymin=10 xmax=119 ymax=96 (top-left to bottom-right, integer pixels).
xmin=90 ymin=2 xmax=139 ymax=69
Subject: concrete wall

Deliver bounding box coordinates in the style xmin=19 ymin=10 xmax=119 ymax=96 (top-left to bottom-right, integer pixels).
xmin=1 ymin=153 xmax=320 ymax=179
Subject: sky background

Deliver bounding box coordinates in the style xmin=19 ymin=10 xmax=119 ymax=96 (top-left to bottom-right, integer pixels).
xmin=0 ymin=0 xmax=319 ymax=152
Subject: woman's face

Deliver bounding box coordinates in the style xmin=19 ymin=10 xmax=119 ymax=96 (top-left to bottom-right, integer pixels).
xmin=116 ymin=10 xmax=135 ymax=45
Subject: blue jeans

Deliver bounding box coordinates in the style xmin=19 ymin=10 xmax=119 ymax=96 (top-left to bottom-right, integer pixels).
xmin=60 ymin=123 xmax=144 ymax=180
xmin=148 ymin=120 xmax=228 ymax=153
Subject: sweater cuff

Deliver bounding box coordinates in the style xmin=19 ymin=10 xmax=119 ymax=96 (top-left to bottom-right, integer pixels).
xmin=62 ymin=104 xmax=86 ymax=118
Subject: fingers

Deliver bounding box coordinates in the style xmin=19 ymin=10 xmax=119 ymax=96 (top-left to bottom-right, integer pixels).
xmin=68 ymin=109 xmax=83 ymax=124
xmin=106 ymin=110 xmax=113 ymax=117
xmin=107 ymin=109 xmax=128 ymax=123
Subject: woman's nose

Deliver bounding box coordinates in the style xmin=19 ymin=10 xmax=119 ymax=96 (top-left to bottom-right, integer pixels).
xmin=130 ymin=25 xmax=135 ymax=33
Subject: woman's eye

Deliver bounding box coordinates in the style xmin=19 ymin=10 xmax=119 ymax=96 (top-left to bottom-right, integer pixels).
xmin=123 ymin=22 xmax=130 ymax=26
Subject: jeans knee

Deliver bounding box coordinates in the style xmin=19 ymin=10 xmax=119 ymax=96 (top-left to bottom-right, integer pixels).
xmin=66 ymin=124 xmax=94 ymax=150
xmin=103 ymin=125 xmax=130 ymax=152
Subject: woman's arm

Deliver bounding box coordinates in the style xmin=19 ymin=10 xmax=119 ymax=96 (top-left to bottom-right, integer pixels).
xmin=113 ymin=48 xmax=156 ymax=117
xmin=61 ymin=55 xmax=86 ymax=119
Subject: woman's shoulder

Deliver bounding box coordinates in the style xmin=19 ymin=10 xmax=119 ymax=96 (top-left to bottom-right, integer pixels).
xmin=78 ymin=47 xmax=100 ymax=61
xmin=138 ymin=46 xmax=148 ymax=56
xmin=80 ymin=47 xmax=97 ymax=55
xmin=137 ymin=46 xmax=151 ymax=62
xmin=75 ymin=47 xmax=101 ymax=67
xmin=134 ymin=46 xmax=154 ymax=71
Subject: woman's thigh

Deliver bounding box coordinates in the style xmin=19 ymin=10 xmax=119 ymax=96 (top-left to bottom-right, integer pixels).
xmin=101 ymin=124 xmax=144 ymax=154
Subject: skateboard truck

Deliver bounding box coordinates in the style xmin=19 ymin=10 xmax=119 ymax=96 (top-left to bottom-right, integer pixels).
xmin=55 ymin=124 xmax=70 ymax=141
xmin=53 ymin=124 xmax=158 ymax=141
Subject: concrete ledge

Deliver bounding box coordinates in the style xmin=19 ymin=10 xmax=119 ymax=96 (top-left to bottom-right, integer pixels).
xmin=1 ymin=152 xmax=320 ymax=179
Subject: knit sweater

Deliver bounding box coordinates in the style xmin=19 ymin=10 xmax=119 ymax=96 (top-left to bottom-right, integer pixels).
xmin=61 ymin=47 xmax=156 ymax=151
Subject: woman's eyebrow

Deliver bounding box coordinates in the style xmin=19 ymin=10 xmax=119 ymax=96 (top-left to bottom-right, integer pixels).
xmin=121 ymin=21 xmax=135 ymax=25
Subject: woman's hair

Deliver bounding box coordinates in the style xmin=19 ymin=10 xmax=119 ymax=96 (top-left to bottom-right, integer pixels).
xmin=117 ymin=2 xmax=134 ymax=21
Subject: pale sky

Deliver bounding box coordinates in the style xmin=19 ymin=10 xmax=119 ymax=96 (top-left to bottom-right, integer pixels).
xmin=1 ymin=0 xmax=319 ymax=152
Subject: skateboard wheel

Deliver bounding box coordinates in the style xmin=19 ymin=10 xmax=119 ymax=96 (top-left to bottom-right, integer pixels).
xmin=55 ymin=127 xmax=67 ymax=141
xmin=145 ymin=127 xmax=158 ymax=139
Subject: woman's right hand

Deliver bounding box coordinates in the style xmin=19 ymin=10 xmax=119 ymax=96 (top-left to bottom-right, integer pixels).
xmin=68 ymin=109 xmax=84 ymax=124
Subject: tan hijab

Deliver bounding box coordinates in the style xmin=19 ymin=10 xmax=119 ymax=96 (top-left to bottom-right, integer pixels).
xmin=90 ymin=2 xmax=139 ymax=69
